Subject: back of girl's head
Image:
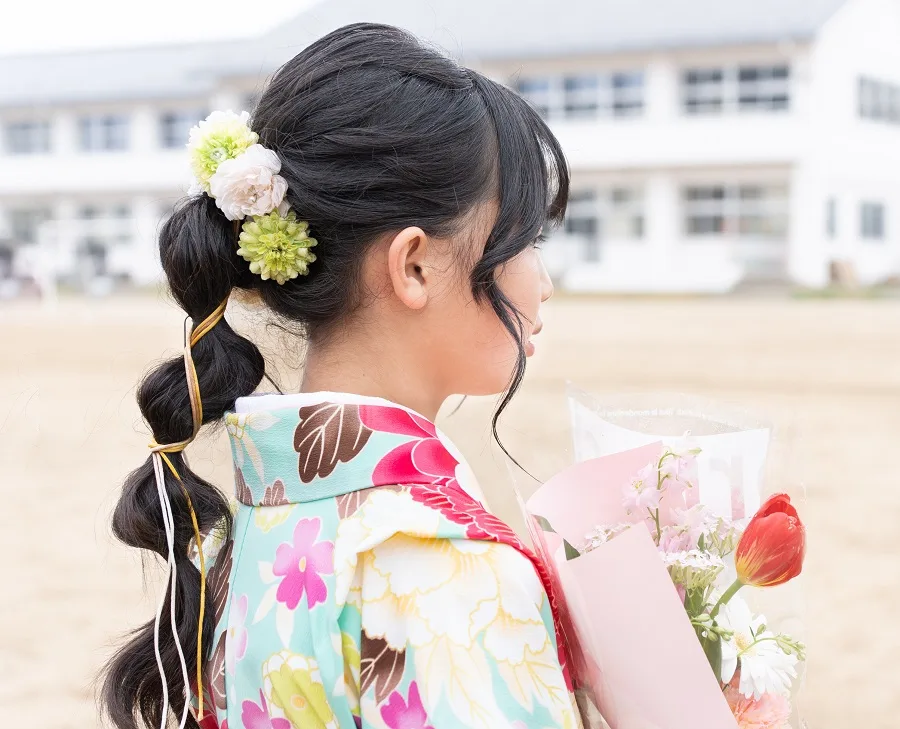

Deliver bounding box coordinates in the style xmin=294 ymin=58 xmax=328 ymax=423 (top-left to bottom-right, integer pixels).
xmin=102 ymin=22 xmax=567 ymax=729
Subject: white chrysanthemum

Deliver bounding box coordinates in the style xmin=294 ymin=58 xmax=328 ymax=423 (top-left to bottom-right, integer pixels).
xmin=717 ymin=596 xmax=799 ymax=699
xmin=661 ymin=549 xmax=725 ymax=591
xmin=208 ymin=144 xmax=288 ymax=221
xmin=187 ymin=110 xmax=258 ymax=191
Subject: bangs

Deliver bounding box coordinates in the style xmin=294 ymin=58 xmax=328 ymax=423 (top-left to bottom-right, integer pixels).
xmin=469 ymin=77 xmax=570 ymax=292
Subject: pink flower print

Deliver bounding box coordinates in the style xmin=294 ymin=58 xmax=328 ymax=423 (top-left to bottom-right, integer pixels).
xmin=226 ymin=594 xmax=249 ymax=675
xmin=358 ymin=405 xmax=460 ymax=487
xmin=241 ymin=690 xmax=291 ymax=729
xmin=380 ymin=682 xmax=434 ymax=729
xmin=273 ymin=518 xmax=334 ymax=610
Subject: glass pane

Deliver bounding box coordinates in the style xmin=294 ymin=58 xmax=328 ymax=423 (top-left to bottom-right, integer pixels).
xmin=687 ymin=216 xmax=725 ymax=234
xmin=564 ymin=75 xmax=599 ymax=92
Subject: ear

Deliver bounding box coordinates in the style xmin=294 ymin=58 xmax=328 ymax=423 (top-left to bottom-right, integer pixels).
xmin=386 ymin=226 xmax=429 ymax=311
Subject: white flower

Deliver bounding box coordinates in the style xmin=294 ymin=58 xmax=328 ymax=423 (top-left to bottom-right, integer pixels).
xmin=717 ymin=596 xmax=798 ymax=699
xmin=208 ymin=144 xmax=288 ymax=221
xmin=187 ymin=110 xmax=258 ymax=190
xmin=660 ymin=549 xmax=725 ymax=591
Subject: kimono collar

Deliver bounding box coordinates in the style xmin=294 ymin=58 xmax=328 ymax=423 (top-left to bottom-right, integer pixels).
xmin=225 ymin=392 xmax=478 ymax=507
xmin=225 ymin=391 xmax=573 ymax=687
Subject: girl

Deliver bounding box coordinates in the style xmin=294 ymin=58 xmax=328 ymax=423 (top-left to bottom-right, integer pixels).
xmin=102 ymin=22 xmax=574 ymax=729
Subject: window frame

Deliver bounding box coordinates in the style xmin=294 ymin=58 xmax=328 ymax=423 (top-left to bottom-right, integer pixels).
xmin=515 ymin=70 xmax=645 ymax=121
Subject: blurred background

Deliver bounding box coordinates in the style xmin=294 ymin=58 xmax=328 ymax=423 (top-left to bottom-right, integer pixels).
xmin=1 ymin=0 xmax=898 ymax=726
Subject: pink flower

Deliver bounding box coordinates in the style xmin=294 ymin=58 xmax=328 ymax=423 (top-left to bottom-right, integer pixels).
xmin=226 ymin=594 xmax=249 ymax=675
xmin=273 ymin=518 xmax=334 ymax=609
xmin=358 ymin=405 xmax=460 ymax=488
xmin=380 ymin=682 xmax=434 ymax=729
xmin=658 ymin=525 xmax=694 ymax=553
xmin=241 ymin=691 xmax=291 ymax=729
xmin=208 ymin=144 xmax=288 ymax=221
xmin=725 ymin=684 xmax=792 ymax=729
xmin=622 ymin=462 xmax=662 ymax=514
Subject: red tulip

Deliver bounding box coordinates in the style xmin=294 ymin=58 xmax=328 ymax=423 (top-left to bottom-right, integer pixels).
xmin=734 ymin=493 xmax=806 ymax=588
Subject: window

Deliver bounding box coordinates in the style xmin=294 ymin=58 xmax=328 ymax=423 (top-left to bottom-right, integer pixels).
xmin=4 ymin=120 xmax=51 ymax=155
xmin=683 ymin=65 xmax=790 ymax=114
xmin=564 ymin=187 xmax=645 ymax=261
xmin=683 ymin=69 xmax=724 ymax=114
xmin=159 ymin=109 xmax=207 ymax=149
xmin=565 ymin=190 xmax=600 ymax=260
xmin=515 ymin=71 xmax=645 ymax=120
xmin=860 ymin=202 xmax=885 ymax=240
xmin=8 ymin=208 xmax=52 ymax=244
xmin=858 ymin=76 xmax=900 ymax=124
xmin=684 ymin=185 xmax=788 ymax=238
xmin=78 ymin=115 xmax=130 ymax=151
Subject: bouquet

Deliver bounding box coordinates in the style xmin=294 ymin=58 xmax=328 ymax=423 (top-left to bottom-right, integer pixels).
xmin=518 ymin=390 xmax=807 ymax=729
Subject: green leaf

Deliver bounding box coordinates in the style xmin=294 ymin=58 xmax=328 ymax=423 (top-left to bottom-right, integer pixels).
xmin=532 ymin=514 xmax=557 ymax=533
xmin=564 ymin=540 xmax=581 ymax=560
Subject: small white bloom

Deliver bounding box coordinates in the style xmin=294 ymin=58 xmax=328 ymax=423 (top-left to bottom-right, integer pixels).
xmin=660 ymin=549 xmax=724 ymax=591
xmin=717 ymin=596 xmax=798 ymax=698
xmin=208 ymin=144 xmax=288 ymax=221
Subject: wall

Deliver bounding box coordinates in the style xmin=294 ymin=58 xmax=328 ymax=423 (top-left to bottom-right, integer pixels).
xmin=803 ymin=0 xmax=900 ymax=286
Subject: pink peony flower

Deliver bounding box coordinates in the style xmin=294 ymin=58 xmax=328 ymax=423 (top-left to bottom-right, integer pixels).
xmin=208 ymin=144 xmax=288 ymax=221
xmin=273 ymin=517 xmax=334 ymax=610
xmin=622 ymin=462 xmax=662 ymax=514
xmin=380 ymin=682 xmax=434 ymax=729
xmin=241 ymin=691 xmax=291 ymax=729
xmin=226 ymin=594 xmax=249 ymax=675
xmin=725 ymin=684 xmax=792 ymax=729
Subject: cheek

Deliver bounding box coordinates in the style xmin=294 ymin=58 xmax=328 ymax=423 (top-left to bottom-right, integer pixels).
xmin=496 ymin=249 xmax=542 ymax=323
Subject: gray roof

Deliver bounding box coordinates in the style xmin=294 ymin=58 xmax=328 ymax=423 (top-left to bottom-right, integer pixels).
xmin=0 ymin=0 xmax=847 ymax=108
xmin=0 ymin=39 xmax=272 ymax=108
xmin=265 ymin=0 xmax=849 ymax=61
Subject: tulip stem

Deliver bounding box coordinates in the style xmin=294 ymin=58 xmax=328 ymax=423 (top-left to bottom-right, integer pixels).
xmin=710 ymin=578 xmax=743 ymax=619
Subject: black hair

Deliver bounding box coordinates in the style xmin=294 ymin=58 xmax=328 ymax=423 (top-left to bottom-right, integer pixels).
xmin=101 ymin=22 xmax=568 ymax=729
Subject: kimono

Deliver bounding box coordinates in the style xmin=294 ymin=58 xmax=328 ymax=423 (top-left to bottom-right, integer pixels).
xmin=195 ymin=392 xmax=576 ymax=729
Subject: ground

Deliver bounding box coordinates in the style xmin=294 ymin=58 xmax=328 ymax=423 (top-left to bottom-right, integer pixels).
xmin=1 ymin=294 xmax=897 ymax=728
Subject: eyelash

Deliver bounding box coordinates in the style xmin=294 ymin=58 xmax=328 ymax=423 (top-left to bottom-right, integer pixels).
xmin=532 ymin=233 xmax=548 ymax=250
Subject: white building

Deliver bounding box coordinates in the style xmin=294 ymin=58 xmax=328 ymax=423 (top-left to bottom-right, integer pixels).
xmin=2 ymin=0 xmax=899 ymax=294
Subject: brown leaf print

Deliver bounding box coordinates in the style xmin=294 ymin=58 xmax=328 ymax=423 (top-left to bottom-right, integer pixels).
xmin=360 ymin=633 xmax=406 ymax=704
xmin=294 ymin=404 xmax=372 ymax=483
xmin=336 ymin=485 xmax=404 ymax=520
xmin=205 ymin=632 xmax=227 ymax=711
xmin=206 ymin=538 xmax=233 ymax=627
xmin=261 ymin=478 xmax=290 ymax=507
xmin=234 ymin=467 xmax=253 ymax=505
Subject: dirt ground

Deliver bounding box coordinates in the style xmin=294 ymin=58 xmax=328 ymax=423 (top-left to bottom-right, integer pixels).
xmin=1 ymin=293 xmax=898 ymax=728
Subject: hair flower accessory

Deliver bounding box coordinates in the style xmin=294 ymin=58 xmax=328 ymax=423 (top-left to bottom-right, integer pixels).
xmin=237 ymin=210 xmax=318 ymax=284
xmin=208 ymin=144 xmax=288 ymax=221
xmin=187 ymin=110 xmax=259 ymax=192
xmin=188 ymin=110 xmax=318 ymax=282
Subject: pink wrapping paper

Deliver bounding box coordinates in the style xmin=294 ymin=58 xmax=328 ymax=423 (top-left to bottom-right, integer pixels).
xmin=524 ymin=444 xmax=737 ymax=729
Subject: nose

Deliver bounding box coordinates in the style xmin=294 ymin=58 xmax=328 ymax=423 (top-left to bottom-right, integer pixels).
xmin=539 ymin=254 xmax=554 ymax=303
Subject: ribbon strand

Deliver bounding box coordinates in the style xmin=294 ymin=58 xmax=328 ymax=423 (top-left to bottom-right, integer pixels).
xmin=148 ymin=297 xmax=228 ymax=723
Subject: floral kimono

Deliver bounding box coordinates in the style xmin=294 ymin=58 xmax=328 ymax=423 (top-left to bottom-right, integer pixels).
xmin=196 ymin=393 xmax=576 ymax=729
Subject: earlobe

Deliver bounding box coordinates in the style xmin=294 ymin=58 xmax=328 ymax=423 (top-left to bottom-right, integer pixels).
xmin=387 ymin=226 xmax=429 ymax=311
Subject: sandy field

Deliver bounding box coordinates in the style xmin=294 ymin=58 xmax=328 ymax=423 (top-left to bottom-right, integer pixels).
xmin=1 ymin=293 xmax=898 ymax=728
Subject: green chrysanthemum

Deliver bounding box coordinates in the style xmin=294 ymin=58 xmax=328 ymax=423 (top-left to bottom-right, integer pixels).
xmin=187 ymin=110 xmax=259 ymax=191
xmin=237 ymin=210 xmax=318 ymax=284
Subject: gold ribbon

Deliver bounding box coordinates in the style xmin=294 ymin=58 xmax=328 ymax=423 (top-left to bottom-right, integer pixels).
xmin=148 ymin=297 xmax=228 ymax=720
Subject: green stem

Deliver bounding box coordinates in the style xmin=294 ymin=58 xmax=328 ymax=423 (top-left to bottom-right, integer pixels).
xmin=736 ymin=635 xmax=779 ymax=658
xmin=709 ymin=578 xmax=744 ymax=619
xmin=647 ymin=507 xmax=662 ymax=545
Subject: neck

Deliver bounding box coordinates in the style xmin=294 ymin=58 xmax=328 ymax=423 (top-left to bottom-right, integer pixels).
xmin=300 ymin=328 xmax=445 ymax=421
